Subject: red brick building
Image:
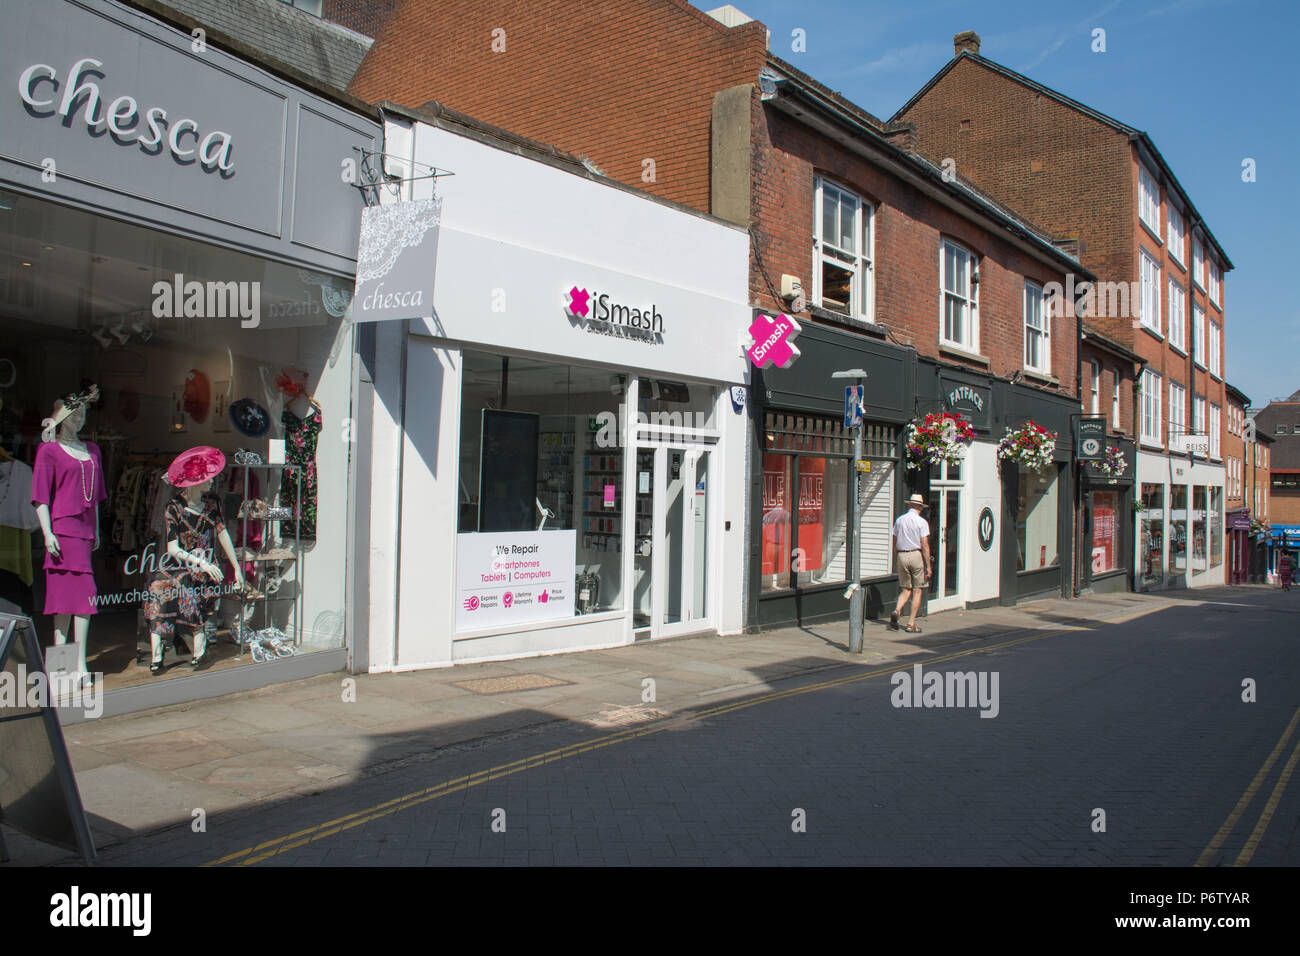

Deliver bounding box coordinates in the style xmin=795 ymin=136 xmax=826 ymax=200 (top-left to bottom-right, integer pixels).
xmin=346 ymin=1 xmax=1093 ymax=623
xmin=895 ymin=32 xmax=1233 ymax=591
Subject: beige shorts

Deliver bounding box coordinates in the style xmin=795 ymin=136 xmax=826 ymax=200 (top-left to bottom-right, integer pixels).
xmin=897 ymin=550 xmax=927 ymax=590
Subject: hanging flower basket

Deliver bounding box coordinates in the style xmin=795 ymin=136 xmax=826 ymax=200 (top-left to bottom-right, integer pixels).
xmin=1096 ymin=445 xmax=1127 ymax=482
xmin=997 ymin=420 xmax=1057 ymax=472
xmin=905 ymin=411 xmax=975 ymax=470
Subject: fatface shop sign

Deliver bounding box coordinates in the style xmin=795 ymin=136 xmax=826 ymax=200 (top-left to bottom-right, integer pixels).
xmin=19 ymin=58 xmax=235 ymax=172
xmin=941 ymin=376 xmax=990 ymax=428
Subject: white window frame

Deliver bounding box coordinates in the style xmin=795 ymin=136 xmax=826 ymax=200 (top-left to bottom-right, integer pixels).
xmin=1192 ymin=304 xmax=1206 ymax=368
xmin=1210 ymin=403 xmax=1221 ymax=460
xmin=1138 ymin=165 xmax=1161 ymax=234
xmin=1208 ymin=319 xmax=1221 ymax=378
xmin=1139 ymin=249 xmax=1161 ymax=335
xmin=1112 ymin=369 xmax=1121 ymax=428
xmin=1089 ymin=361 xmax=1100 ymax=414
xmin=1167 ymin=278 xmax=1185 ymax=353
xmin=1169 ymin=381 xmax=1186 ymax=444
xmin=940 ymin=238 xmax=978 ymax=351
xmin=1192 ymin=238 xmax=1205 ymax=290
xmin=1192 ymin=394 xmax=1206 ymax=440
xmin=1023 ymin=281 xmax=1050 ymax=373
xmin=813 ymin=177 xmax=875 ymax=323
xmin=1208 ymin=260 xmax=1220 ymax=308
xmin=1167 ymin=205 xmax=1186 ymax=266
xmin=1141 ymin=369 xmax=1163 ymax=447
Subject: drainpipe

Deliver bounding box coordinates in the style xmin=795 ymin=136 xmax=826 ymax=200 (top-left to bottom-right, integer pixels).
xmin=1074 ymin=275 xmax=1084 ymax=598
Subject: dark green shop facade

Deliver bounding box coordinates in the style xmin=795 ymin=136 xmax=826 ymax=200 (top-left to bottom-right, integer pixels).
xmin=748 ymin=319 xmax=1079 ymax=629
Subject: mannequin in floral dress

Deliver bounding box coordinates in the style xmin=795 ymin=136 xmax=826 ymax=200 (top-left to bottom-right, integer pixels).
xmin=142 ymin=447 xmax=245 ymax=673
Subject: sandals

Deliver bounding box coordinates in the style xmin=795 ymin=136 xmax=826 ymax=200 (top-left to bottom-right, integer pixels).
xmin=902 ymin=624 xmax=922 ymax=634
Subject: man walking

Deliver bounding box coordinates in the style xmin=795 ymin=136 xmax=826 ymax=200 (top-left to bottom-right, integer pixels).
xmin=889 ymin=493 xmax=931 ymax=633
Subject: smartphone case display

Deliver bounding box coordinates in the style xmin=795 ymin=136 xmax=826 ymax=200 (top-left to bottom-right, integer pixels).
xmin=232 ymin=462 xmax=304 ymax=661
xmin=580 ymin=430 xmax=622 ymax=552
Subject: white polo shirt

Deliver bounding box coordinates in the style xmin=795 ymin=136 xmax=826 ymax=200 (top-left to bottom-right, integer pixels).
xmin=892 ymin=509 xmax=930 ymax=552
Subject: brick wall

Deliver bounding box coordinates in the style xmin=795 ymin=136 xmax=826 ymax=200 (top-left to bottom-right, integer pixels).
xmin=899 ymin=55 xmax=1134 ymax=315
xmin=1079 ymin=342 xmax=1138 ymax=439
xmin=902 ymin=55 xmax=1230 ymax=462
xmin=752 ymin=105 xmax=1079 ymax=394
xmin=346 ymin=0 xmax=768 ymax=213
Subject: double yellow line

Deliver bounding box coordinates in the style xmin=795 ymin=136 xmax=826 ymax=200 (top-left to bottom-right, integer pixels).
xmin=1197 ymin=704 xmax=1300 ymax=867
xmin=204 ymin=627 xmax=1068 ymax=866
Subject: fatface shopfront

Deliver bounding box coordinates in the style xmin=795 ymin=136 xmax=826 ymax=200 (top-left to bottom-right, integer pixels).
xmin=355 ymin=109 xmax=751 ymax=670
xmin=914 ymin=362 xmax=1077 ymax=609
xmin=0 ymin=0 xmax=379 ymax=716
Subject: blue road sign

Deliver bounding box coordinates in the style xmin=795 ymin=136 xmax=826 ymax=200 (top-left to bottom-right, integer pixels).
xmin=844 ymin=385 xmax=863 ymax=428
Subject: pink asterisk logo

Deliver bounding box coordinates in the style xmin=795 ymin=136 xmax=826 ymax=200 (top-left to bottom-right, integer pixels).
xmin=565 ymin=286 xmax=591 ymax=318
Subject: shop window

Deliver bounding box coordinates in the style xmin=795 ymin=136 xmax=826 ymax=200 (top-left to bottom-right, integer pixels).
xmin=1140 ymin=483 xmax=1165 ymax=587
xmin=1191 ymin=486 xmax=1207 ymax=572
xmin=761 ymin=454 xmax=792 ymax=591
xmin=1091 ymin=490 xmax=1120 ymax=575
xmin=1170 ymin=485 xmax=1188 ymax=574
xmin=0 ymin=195 xmax=352 ymax=691
xmin=763 ymin=413 xmax=897 ymax=589
xmin=793 ymin=457 xmax=849 ymax=588
xmin=458 ymin=351 xmax=632 ymax=615
xmin=1210 ymin=487 xmax=1223 ymax=568
xmin=1016 ymin=465 xmax=1059 ymax=572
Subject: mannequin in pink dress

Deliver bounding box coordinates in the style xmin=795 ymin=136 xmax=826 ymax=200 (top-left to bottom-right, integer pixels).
xmin=32 ymin=386 xmax=106 ymax=682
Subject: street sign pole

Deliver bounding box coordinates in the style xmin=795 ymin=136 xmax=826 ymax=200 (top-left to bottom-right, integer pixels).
xmin=834 ymin=370 xmax=868 ymax=654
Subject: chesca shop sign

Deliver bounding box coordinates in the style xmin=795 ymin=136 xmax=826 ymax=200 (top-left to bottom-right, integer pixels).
xmin=19 ymin=57 xmax=235 ymax=171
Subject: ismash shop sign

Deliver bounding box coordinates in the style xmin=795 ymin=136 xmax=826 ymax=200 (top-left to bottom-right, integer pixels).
xmin=19 ymin=57 xmax=235 ymax=171
xmin=564 ymin=285 xmax=664 ymax=343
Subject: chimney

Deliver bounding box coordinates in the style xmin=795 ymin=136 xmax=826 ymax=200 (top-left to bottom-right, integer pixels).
xmin=954 ymin=31 xmax=981 ymax=56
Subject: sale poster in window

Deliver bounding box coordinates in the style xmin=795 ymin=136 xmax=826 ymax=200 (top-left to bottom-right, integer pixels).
xmin=761 ymin=455 xmax=791 ymax=577
xmin=797 ymin=457 xmax=825 ymax=572
xmin=1091 ymin=491 xmax=1116 ymax=574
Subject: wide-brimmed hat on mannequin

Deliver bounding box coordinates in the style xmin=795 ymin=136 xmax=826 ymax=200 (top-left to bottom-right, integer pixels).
xmin=166 ymin=446 xmax=226 ymax=487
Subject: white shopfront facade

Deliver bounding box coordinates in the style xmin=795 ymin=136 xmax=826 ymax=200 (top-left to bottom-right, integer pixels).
xmin=1135 ymin=449 xmax=1226 ymax=589
xmin=358 ymin=108 xmax=751 ymax=671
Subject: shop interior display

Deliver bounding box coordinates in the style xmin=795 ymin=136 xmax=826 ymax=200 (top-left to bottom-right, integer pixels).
xmin=230 ymin=460 xmax=303 ymax=660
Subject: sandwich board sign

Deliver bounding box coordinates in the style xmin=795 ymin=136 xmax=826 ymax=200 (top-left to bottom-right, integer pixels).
xmin=0 ymin=614 xmax=97 ymax=863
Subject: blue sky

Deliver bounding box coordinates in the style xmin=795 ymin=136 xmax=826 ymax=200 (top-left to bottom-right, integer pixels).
xmin=693 ymin=0 xmax=1300 ymax=406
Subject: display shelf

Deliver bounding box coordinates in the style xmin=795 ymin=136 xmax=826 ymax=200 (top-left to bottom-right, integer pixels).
xmin=232 ymin=462 xmax=303 ymax=654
